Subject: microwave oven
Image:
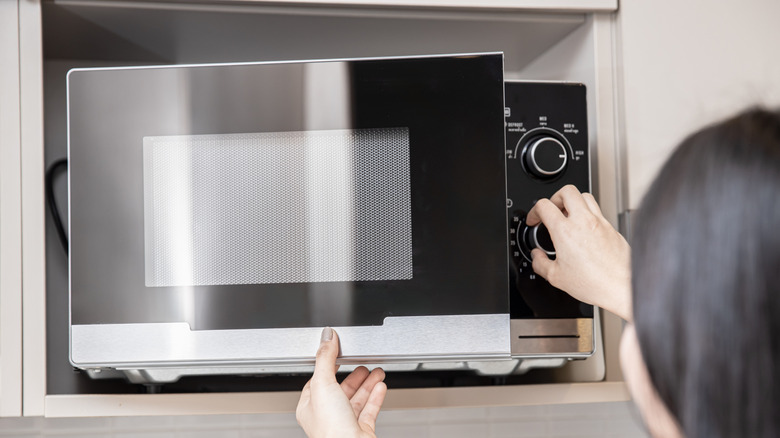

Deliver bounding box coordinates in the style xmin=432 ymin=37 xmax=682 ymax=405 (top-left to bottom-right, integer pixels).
xmin=65 ymin=53 xmax=594 ymax=384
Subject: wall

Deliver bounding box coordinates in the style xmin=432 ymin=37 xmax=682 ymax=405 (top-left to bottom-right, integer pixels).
xmin=617 ymin=0 xmax=780 ymax=209
xmin=0 ymin=402 xmax=647 ymax=437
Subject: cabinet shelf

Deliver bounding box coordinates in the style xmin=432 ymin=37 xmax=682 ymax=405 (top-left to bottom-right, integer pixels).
xmin=44 ymin=382 xmax=630 ymax=417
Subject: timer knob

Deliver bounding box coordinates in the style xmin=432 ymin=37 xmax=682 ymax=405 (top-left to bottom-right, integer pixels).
xmin=522 ymin=136 xmax=568 ymax=179
xmin=523 ymin=223 xmax=556 ymax=258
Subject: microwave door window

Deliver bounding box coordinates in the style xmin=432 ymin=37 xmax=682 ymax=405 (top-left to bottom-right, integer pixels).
xmin=142 ymin=128 xmax=413 ymax=287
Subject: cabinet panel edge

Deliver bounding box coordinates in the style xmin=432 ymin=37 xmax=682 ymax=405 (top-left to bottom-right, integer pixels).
xmin=20 ymin=0 xmax=47 ymax=418
xmin=44 ymin=382 xmax=630 ymax=417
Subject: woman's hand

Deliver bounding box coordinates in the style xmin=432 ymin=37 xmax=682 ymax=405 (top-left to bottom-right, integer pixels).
xmin=526 ymin=185 xmax=632 ymax=321
xmin=296 ymin=327 xmax=388 ymax=438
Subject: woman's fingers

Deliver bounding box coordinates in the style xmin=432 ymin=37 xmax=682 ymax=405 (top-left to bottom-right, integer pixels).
xmin=528 ymin=184 xmax=593 ymax=225
xmin=340 ymin=366 xmax=370 ymax=399
xmin=297 ymin=327 xmax=390 ymax=438
xmin=526 ymin=198 xmax=566 ymax=228
xmin=552 ymin=184 xmax=594 ymax=218
xmin=357 ymin=381 xmax=388 ymax=433
xmin=312 ymin=327 xmax=340 ymax=384
xmin=530 ymin=248 xmax=555 ymax=281
xmin=581 ymin=192 xmax=604 ymax=219
xmin=349 ymin=368 xmax=386 ymax=417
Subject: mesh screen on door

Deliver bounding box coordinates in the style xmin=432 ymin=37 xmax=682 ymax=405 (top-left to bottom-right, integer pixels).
xmin=142 ymin=128 xmax=413 ymax=287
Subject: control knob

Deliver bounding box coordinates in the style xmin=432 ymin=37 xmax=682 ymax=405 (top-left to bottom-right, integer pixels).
xmin=522 ymin=136 xmax=568 ymax=179
xmin=522 ymin=223 xmax=556 ymax=258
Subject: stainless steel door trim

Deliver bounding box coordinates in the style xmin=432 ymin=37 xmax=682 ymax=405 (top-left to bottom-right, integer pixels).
xmin=89 ymin=357 xmax=570 ymax=384
xmin=65 ymin=51 xmax=505 ymax=76
xmin=71 ymin=313 xmax=510 ymax=369
xmin=510 ymin=318 xmax=594 ymax=357
xmin=95 ymin=363 xmax=423 ymax=384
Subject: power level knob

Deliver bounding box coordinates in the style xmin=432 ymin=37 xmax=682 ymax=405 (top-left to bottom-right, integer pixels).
xmin=523 ymin=136 xmax=568 ymax=179
xmin=523 ymin=223 xmax=555 ymax=257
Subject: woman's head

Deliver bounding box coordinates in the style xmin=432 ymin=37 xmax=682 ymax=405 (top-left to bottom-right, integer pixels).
xmin=630 ymin=108 xmax=780 ymax=437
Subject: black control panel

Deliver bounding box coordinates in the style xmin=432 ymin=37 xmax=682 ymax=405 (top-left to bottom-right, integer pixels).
xmin=505 ymin=81 xmax=594 ymax=319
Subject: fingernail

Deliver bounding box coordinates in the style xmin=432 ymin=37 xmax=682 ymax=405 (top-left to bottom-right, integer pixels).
xmin=321 ymin=327 xmax=333 ymax=343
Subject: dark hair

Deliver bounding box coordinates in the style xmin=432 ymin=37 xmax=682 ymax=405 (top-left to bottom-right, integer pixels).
xmin=632 ymin=108 xmax=780 ymax=437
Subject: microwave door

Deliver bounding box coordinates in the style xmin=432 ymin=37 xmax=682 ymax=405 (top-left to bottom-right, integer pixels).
xmin=67 ymin=53 xmax=509 ymax=370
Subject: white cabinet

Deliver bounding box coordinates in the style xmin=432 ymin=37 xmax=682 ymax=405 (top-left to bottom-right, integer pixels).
xmin=1 ymin=0 xmax=44 ymax=418
xmin=8 ymin=0 xmax=629 ymax=417
xmin=0 ymin=0 xmax=24 ymax=418
xmin=617 ymin=0 xmax=780 ymax=209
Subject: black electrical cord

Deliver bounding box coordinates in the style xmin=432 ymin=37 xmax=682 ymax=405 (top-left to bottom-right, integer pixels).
xmin=45 ymin=158 xmax=69 ymax=253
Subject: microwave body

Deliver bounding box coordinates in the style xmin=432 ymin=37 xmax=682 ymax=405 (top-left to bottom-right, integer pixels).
xmin=67 ymin=53 xmax=512 ymax=374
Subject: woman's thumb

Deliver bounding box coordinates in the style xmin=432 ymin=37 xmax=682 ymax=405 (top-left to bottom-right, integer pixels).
xmin=312 ymin=327 xmax=339 ymax=382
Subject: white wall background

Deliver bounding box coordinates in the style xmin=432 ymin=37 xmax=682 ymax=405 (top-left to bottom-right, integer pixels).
xmin=618 ymin=0 xmax=780 ymax=208
xmin=0 ymin=402 xmax=647 ymax=437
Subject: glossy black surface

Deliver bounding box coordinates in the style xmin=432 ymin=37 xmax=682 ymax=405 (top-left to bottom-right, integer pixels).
xmin=505 ymin=82 xmax=594 ymax=319
xmin=68 ymin=54 xmax=508 ymax=329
